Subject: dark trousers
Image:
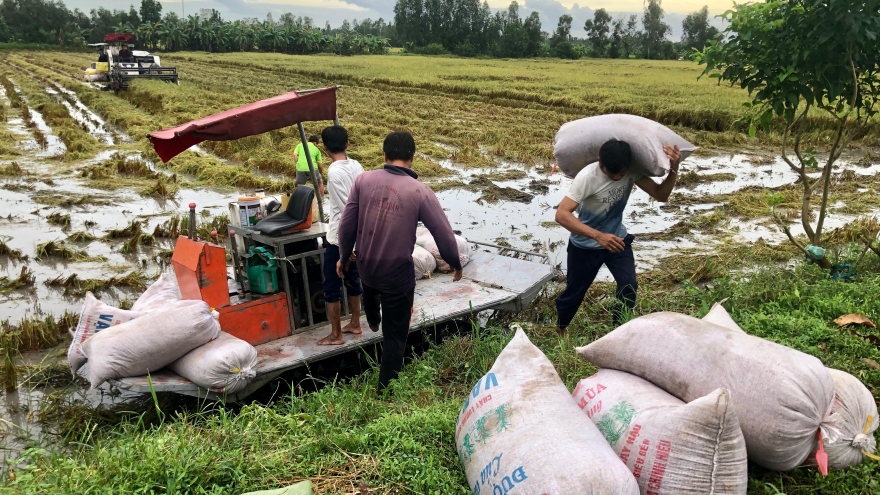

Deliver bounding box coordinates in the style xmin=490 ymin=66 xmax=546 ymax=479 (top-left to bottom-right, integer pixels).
xmin=556 ymin=236 xmax=637 ymax=329
xmin=362 ymin=284 xmax=415 ymax=392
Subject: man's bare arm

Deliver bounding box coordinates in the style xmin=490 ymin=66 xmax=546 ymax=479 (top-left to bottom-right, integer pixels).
xmin=555 ymin=197 xmax=625 ymax=253
xmin=635 ymin=145 xmax=682 ymax=202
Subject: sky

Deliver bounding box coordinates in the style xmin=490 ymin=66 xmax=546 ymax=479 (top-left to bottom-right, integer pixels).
xmin=63 ymin=0 xmax=733 ymax=38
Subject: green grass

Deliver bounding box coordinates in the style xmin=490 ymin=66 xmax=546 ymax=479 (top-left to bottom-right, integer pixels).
xmin=3 ymin=258 xmax=880 ymax=493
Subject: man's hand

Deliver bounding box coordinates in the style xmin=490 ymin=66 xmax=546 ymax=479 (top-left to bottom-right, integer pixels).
xmin=336 ymin=260 xmax=344 ymax=279
xmin=664 ymin=145 xmax=681 ymax=172
xmin=453 ymin=269 xmax=463 ymax=282
xmin=344 ymin=253 xmax=355 ymax=272
xmin=596 ymin=232 xmax=625 ymax=253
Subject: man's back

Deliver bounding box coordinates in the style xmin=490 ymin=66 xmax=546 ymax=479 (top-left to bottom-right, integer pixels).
xmin=339 ymin=165 xmax=460 ymax=292
xmin=326 ymin=158 xmax=363 ymax=246
xmin=295 ymin=142 xmax=322 ymax=172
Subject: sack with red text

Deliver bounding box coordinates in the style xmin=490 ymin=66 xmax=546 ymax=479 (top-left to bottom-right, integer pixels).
xmin=416 ymin=227 xmax=471 ymax=273
xmin=82 ymin=300 xmax=220 ymax=388
xmin=412 ymin=245 xmax=436 ymax=281
xmin=822 ymin=368 xmax=879 ymax=470
xmin=578 ymin=312 xmax=836 ymax=472
xmin=130 ymin=273 xmax=181 ymax=312
xmin=553 ymin=114 xmax=697 ymax=178
xmin=573 ymin=369 xmax=747 ymax=494
xmin=456 ymin=328 xmax=639 ymax=495
xmin=68 ymin=292 xmax=144 ymax=375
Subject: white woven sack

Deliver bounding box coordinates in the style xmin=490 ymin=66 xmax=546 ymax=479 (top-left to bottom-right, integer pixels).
xmin=574 ymin=369 xmax=748 ymax=494
xmin=700 ymin=305 xmax=880 ymax=471
xmin=131 ymin=273 xmax=181 ymax=312
xmin=412 ymin=245 xmax=436 ymax=281
xmin=822 ymin=368 xmax=879 ymax=469
xmin=416 ymin=227 xmax=471 ymax=273
xmin=577 ymin=312 xmax=836 ymax=471
xmin=68 ymin=292 xmax=143 ymax=374
xmin=82 ymin=300 xmax=220 ymax=388
xmin=168 ymin=332 xmax=257 ymax=394
xmin=554 ymin=114 xmax=698 ymax=178
xmin=456 ymin=328 xmax=639 ymax=495
xmin=702 ymin=301 xmax=743 ymax=332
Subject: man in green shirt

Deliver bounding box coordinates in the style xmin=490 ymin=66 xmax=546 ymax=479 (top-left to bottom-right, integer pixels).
xmin=294 ymin=135 xmax=325 ymax=194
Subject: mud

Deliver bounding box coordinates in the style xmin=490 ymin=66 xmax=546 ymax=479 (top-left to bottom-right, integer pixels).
xmin=432 ymin=152 xmax=880 ymax=278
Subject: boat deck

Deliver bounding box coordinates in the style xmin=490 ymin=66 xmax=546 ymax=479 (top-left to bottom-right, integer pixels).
xmin=109 ymin=251 xmax=553 ymax=401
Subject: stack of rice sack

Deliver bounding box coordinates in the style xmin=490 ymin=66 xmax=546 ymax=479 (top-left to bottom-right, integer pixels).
xmin=68 ymin=273 xmax=258 ymax=394
xmin=456 ymin=328 xmax=640 ymax=494
xmin=412 ymin=226 xmax=471 ymax=281
xmin=576 ymin=304 xmax=879 ymax=476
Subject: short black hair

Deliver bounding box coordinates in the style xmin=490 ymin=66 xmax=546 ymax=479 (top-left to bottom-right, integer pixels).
xmin=383 ymin=131 xmax=416 ymax=162
xmin=321 ymin=125 xmax=348 ymax=153
xmin=599 ymin=139 xmax=632 ymax=174
xmin=308 ymin=135 xmax=319 ymax=144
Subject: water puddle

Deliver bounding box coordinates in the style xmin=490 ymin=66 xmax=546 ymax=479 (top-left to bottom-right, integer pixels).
xmin=433 ymin=152 xmax=880 ymax=279
xmin=45 ymin=86 xmax=115 ymax=145
xmin=0 ymin=168 xmax=234 ymax=320
xmin=5 ymin=79 xmax=66 ymax=157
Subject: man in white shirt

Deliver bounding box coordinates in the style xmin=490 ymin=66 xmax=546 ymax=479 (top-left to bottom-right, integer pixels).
xmin=317 ymin=125 xmax=365 ymax=345
xmin=555 ymin=139 xmax=681 ymax=334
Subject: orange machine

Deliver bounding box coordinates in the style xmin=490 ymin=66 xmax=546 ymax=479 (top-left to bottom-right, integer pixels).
xmin=153 ymin=88 xmax=341 ymax=349
xmin=172 ymin=203 xmax=292 ymax=345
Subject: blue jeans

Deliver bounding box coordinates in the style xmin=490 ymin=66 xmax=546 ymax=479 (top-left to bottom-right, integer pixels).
xmin=322 ymin=243 xmax=363 ymax=303
xmin=556 ymin=235 xmax=637 ymax=328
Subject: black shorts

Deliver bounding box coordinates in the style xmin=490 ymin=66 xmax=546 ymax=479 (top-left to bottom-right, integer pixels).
xmin=322 ymin=243 xmax=363 ymax=303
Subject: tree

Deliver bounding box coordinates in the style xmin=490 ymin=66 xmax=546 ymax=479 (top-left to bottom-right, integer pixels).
xmin=641 ymin=0 xmax=670 ymax=59
xmin=698 ymin=0 xmax=880 ymax=268
xmin=681 ymin=6 xmax=718 ymax=54
xmin=550 ymin=14 xmax=578 ymax=59
xmin=139 ymin=0 xmax=161 ymax=25
xmin=584 ymin=8 xmax=611 ymax=58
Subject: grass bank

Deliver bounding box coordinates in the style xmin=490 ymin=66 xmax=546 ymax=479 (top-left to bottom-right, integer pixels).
xmin=3 ymin=258 xmax=880 ymax=494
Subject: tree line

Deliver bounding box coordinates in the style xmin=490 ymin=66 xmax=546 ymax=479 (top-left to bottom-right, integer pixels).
xmin=0 ymin=0 xmax=718 ymax=60
xmin=0 ymin=0 xmax=389 ymax=55
xmin=395 ymin=0 xmax=720 ymax=59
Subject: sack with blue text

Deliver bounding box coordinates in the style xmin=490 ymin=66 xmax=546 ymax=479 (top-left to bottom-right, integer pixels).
xmin=455 ymin=328 xmax=639 ymax=495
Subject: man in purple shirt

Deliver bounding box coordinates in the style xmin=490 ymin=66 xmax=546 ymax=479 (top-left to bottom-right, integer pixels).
xmin=337 ymin=131 xmax=462 ymax=392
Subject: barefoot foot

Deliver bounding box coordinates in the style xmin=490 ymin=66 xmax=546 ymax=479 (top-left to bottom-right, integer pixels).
xmin=341 ymin=321 xmax=362 ymax=335
xmin=317 ymin=334 xmax=344 ymax=345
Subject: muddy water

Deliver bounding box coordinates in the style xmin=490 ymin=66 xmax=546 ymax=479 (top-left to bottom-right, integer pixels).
xmin=434 ymin=153 xmax=880 ymax=279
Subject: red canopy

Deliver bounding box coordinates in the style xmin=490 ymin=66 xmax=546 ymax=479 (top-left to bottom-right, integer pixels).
xmin=104 ymin=33 xmax=134 ymax=43
xmin=148 ymin=87 xmax=338 ymax=163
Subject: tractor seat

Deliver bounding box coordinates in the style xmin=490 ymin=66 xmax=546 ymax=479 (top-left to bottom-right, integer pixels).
xmin=253 ymin=186 xmax=315 ymax=236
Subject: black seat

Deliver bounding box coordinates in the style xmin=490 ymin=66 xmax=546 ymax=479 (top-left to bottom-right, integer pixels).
xmin=253 ymin=186 xmax=314 ymax=236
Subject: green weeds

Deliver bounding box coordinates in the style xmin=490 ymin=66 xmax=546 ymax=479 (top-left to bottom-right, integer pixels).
xmin=4 ymin=259 xmax=880 ymax=494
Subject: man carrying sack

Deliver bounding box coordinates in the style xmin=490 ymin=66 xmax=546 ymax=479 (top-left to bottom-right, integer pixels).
xmin=555 ymin=139 xmax=681 ymax=333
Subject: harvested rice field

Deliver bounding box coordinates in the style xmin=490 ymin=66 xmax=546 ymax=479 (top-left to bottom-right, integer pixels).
xmin=0 ymin=51 xmax=878 ymax=494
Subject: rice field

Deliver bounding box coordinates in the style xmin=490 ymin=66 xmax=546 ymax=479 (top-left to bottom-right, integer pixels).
xmin=0 ymin=50 xmax=877 ymax=494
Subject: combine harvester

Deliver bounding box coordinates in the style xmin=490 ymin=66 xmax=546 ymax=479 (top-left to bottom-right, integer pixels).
xmin=85 ymin=33 xmax=179 ymax=90
xmin=110 ymin=86 xmax=553 ymax=401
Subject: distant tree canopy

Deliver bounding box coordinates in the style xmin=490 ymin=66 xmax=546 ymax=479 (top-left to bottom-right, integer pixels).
xmin=0 ymin=0 xmax=390 ymax=55
xmin=0 ymin=0 xmax=714 ymax=60
xmin=681 ymin=6 xmax=719 ymax=54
